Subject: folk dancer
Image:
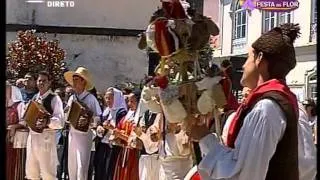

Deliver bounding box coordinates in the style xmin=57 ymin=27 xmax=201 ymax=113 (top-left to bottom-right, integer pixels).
xmin=134 ymin=99 xmax=162 ymax=180
xmin=6 ymin=81 xmax=27 ymax=180
xmin=64 ymin=67 xmax=102 ymax=180
xmin=25 ymin=71 xmax=64 ymax=180
xmin=94 ymin=87 xmax=127 ymax=180
xmin=113 ymin=93 xmax=141 ymax=180
xmin=188 ymin=23 xmax=304 ymax=180
xmin=147 ymin=113 xmax=194 ymax=179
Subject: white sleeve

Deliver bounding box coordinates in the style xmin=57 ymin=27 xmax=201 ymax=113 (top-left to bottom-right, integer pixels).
xmin=17 ymin=102 xmax=25 ymax=121
xmin=17 ymin=102 xmax=27 ymax=126
xmin=198 ymin=99 xmax=287 ymax=180
xmin=297 ymin=106 xmax=317 ymax=180
xmin=139 ymin=132 xmax=160 ymax=154
xmin=48 ymin=96 xmax=64 ymax=130
xmin=90 ymin=96 xmax=102 ymax=117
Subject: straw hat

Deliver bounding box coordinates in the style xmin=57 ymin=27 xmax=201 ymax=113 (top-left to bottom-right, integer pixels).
xmin=64 ymin=67 xmax=94 ymax=90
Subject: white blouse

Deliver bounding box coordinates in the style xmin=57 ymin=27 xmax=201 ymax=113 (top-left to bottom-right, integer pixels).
xmin=198 ymin=99 xmax=317 ymax=180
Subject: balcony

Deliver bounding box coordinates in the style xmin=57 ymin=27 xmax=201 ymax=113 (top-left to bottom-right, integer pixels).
xmin=310 ymin=23 xmax=317 ymax=42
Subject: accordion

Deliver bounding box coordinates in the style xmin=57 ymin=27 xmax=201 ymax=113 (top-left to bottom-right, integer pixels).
xmin=66 ymin=100 xmax=93 ymax=132
xmin=23 ymin=101 xmax=51 ymax=133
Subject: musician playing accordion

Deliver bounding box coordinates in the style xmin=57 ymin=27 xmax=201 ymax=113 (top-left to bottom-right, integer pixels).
xmin=24 ymin=71 xmax=64 ymax=180
xmin=64 ymin=67 xmax=102 ymax=180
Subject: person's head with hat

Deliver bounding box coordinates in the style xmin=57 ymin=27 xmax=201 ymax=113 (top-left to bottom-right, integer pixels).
xmin=64 ymin=67 xmax=94 ymax=95
xmin=241 ymin=23 xmax=300 ymax=90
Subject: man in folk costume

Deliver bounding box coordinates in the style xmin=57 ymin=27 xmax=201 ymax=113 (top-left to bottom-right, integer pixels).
xmin=64 ymin=67 xmax=102 ymax=180
xmin=25 ymin=71 xmax=64 ymax=180
xmin=223 ymin=87 xmax=317 ymax=180
xmin=187 ymin=23 xmax=302 ymax=180
xmin=6 ymin=81 xmax=28 ymax=180
xmin=94 ymin=87 xmax=127 ymax=180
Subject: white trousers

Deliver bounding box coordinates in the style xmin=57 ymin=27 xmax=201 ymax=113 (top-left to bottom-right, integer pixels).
xmin=159 ymin=157 xmax=193 ymax=180
xmin=25 ymin=131 xmax=58 ymax=180
xmin=68 ymin=127 xmax=92 ymax=180
xmin=139 ymin=154 xmax=161 ymax=180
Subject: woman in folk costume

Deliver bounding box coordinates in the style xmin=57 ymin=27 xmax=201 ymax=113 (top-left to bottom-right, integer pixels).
xmin=94 ymin=87 xmax=127 ymax=180
xmin=187 ymin=23 xmax=306 ymax=180
xmin=64 ymin=67 xmax=102 ymax=180
xmin=113 ymin=93 xmax=141 ymax=180
xmin=6 ymin=81 xmax=27 ymax=180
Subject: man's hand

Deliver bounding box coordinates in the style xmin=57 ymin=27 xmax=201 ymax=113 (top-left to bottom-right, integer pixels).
xmin=7 ymin=124 xmax=25 ymax=142
xmin=148 ymin=126 xmax=160 ymax=142
xmin=96 ymin=125 xmax=105 ymax=135
xmin=186 ymin=123 xmax=211 ymax=141
xmin=36 ymin=118 xmax=47 ymax=130
xmin=133 ymin=126 xmax=143 ymax=137
xmin=102 ymin=120 xmax=114 ymax=130
xmin=77 ymin=117 xmax=89 ymax=128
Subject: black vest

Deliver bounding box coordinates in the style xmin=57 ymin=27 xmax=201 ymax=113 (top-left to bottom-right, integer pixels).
xmin=143 ymin=110 xmax=157 ymax=128
xmin=239 ymin=92 xmax=299 ymax=180
xmin=33 ymin=93 xmax=55 ymax=114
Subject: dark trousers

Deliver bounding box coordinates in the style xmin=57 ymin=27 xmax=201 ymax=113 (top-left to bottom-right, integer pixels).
xmin=94 ymin=142 xmax=121 ymax=180
xmin=193 ymin=142 xmax=202 ymax=164
xmin=57 ymin=129 xmax=69 ymax=180
xmin=88 ymin=151 xmax=95 ymax=180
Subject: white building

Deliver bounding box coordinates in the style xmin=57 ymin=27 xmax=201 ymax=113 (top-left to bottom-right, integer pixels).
xmin=204 ymin=0 xmax=317 ymax=101
xmin=6 ymin=0 xmax=161 ymax=90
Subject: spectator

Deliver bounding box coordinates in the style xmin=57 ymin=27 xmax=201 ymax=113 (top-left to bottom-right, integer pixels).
xmin=20 ymin=72 xmax=38 ymax=103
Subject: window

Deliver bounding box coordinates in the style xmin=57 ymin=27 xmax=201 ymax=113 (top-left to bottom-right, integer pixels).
xmin=263 ymin=12 xmax=276 ymax=33
xmin=187 ymin=0 xmax=204 ymax=15
xmin=233 ymin=1 xmax=247 ymax=39
xmin=308 ymin=74 xmax=317 ymax=99
xmin=312 ymin=0 xmax=317 ymax=23
xmin=310 ymin=0 xmax=317 ymax=42
xmin=262 ymin=11 xmax=293 ymax=33
xmin=278 ymin=12 xmax=292 ymax=24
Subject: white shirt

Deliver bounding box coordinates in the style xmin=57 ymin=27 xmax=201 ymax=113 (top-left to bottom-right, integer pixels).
xmin=198 ymin=99 xmax=287 ymax=180
xmin=28 ymin=90 xmax=64 ymax=133
xmin=67 ymin=91 xmax=102 ymax=134
xmin=297 ymin=103 xmax=317 ymax=180
xmin=198 ymin=99 xmax=317 ymax=180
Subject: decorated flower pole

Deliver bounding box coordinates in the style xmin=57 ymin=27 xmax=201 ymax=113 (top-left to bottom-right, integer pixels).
xmin=138 ymin=0 xmax=226 ymax=135
xmin=6 ymin=29 xmax=67 ymax=89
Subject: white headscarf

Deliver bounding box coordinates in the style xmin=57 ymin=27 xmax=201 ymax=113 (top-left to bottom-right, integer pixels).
xmin=111 ymin=87 xmax=127 ymax=111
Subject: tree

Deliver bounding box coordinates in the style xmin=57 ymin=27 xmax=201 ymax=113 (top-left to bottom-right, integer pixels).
xmin=6 ymin=29 xmax=68 ymax=89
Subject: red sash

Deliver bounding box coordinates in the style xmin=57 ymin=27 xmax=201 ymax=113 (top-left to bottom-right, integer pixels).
xmin=226 ymin=79 xmax=298 ymax=148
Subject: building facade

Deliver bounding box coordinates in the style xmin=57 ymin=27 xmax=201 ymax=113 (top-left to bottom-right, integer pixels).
xmin=204 ymin=0 xmax=317 ymax=101
xmin=6 ymin=0 xmax=161 ymax=90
